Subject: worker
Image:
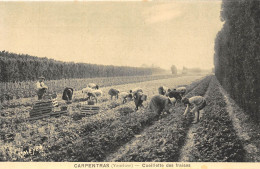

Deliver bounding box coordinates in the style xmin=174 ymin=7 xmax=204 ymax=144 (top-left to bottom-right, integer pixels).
xmin=36 ymin=76 xmax=48 ymax=100
xmin=182 ymin=96 xmax=206 ymax=124
xmin=62 ymin=87 xmax=74 ymax=103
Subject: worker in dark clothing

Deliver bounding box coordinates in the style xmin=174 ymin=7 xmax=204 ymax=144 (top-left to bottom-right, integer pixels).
xmin=62 ymin=87 xmax=74 ymax=103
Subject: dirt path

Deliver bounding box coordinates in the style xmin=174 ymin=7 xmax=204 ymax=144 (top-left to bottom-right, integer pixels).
xmin=104 ymin=130 xmax=145 ymax=162
xmin=219 ymin=87 xmax=260 ymax=162
xmin=178 ymin=81 xmax=211 ymax=162
xmin=178 ymin=123 xmax=198 ymax=162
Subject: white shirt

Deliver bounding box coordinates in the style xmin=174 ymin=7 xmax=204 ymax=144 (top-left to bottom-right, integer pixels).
xmin=189 ymin=96 xmax=205 ymax=106
xmin=183 ymin=96 xmax=205 ymax=115
xmin=36 ymin=81 xmax=48 ymax=90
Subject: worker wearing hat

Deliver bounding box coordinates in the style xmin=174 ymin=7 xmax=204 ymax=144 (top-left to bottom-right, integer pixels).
xmin=36 ymin=76 xmax=48 ymax=100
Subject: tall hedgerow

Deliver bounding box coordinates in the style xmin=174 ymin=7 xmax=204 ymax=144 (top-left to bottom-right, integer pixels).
xmin=214 ymin=0 xmax=260 ymax=122
xmin=0 ymin=51 xmax=166 ymax=82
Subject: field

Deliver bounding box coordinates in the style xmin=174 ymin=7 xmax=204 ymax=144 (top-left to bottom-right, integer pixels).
xmin=0 ymin=74 xmax=175 ymax=105
xmin=0 ymin=74 xmax=259 ymax=162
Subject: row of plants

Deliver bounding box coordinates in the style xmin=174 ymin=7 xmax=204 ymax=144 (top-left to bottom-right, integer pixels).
xmin=106 ymin=76 xmax=212 ymax=162
xmin=0 ymin=51 xmax=166 ymax=83
xmin=106 ymin=107 xmax=193 ymax=162
xmin=190 ymin=76 xmax=245 ymax=162
xmin=0 ymin=75 xmax=206 ymax=161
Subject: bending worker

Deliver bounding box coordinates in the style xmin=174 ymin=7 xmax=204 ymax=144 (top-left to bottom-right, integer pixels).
xmin=182 ymin=96 xmax=206 ymax=124
xmin=36 ymin=76 xmax=48 ymax=100
xmin=62 ymin=87 xmax=74 ymax=103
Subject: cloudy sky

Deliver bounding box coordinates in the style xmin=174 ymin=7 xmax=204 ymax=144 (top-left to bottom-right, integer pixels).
xmin=0 ymin=0 xmax=223 ymax=70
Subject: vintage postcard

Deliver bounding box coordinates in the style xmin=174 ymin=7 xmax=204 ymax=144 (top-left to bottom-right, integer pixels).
xmin=0 ymin=0 xmax=259 ymax=169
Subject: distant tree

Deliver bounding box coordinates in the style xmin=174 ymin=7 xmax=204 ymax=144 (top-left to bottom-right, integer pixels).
xmin=171 ymin=65 xmax=177 ymax=75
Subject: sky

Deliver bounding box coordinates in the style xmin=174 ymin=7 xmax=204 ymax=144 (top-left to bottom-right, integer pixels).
xmin=0 ymin=0 xmax=223 ymax=70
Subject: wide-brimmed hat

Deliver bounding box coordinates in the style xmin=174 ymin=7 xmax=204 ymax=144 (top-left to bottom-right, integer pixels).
xmin=38 ymin=76 xmax=45 ymax=79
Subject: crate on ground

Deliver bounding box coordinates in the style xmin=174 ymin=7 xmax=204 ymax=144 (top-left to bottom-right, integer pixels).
xmin=30 ymin=100 xmax=53 ymax=117
xmin=52 ymin=98 xmax=59 ymax=107
xmin=80 ymin=101 xmax=100 ymax=116
xmin=29 ymin=98 xmax=67 ymax=120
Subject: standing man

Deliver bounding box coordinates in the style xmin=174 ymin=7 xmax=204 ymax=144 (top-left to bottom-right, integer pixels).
xmin=36 ymin=76 xmax=48 ymax=100
xmin=182 ymin=96 xmax=206 ymax=124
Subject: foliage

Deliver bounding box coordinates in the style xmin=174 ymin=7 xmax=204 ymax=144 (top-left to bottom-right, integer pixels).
xmin=0 ymin=50 xmax=166 ymax=83
xmin=108 ymin=101 xmax=121 ymax=109
xmin=190 ymin=77 xmax=245 ymax=162
xmin=214 ymin=0 xmax=260 ymax=122
xmin=118 ymin=106 xmax=134 ymax=116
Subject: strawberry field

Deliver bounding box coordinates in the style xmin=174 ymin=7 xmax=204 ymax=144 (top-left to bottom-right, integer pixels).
xmin=0 ymin=75 xmax=253 ymax=162
xmin=0 ymin=74 xmax=175 ymax=107
xmin=189 ymin=76 xmax=245 ymax=162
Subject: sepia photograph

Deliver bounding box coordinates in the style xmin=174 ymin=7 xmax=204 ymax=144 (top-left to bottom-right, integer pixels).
xmin=0 ymin=0 xmax=259 ymax=168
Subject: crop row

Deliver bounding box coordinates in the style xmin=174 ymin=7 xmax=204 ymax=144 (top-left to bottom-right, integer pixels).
xmin=0 ymin=75 xmax=206 ymax=161
xmin=190 ymin=76 xmax=245 ymax=162
xmin=106 ymin=76 xmax=212 ymax=162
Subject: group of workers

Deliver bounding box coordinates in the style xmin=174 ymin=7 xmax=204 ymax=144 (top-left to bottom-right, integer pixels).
xmin=155 ymin=86 xmax=206 ymax=124
xmin=36 ymin=76 xmax=206 ymax=124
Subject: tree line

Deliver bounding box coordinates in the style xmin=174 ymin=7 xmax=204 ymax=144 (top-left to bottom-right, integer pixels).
xmin=0 ymin=51 xmax=166 ymax=82
xmin=214 ymin=0 xmax=259 ymax=122
xmin=182 ymin=67 xmax=203 ymax=74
